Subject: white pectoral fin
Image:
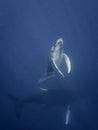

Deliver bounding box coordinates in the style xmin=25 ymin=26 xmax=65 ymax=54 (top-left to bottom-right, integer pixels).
xmin=65 ymin=105 xmax=71 ymax=125
xmin=63 ymin=53 xmax=71 ymax=74
xmin=52 ymin=58 xmax=64 ymax=77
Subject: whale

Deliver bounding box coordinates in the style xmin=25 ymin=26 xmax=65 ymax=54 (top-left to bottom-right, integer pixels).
xmin=38 ymin=38 xmax=71 ymax=83
xmin=8 ymin=88 xmax=78 ymax=125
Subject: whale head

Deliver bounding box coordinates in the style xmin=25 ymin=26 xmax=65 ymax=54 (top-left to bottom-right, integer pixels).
xmin=50 ymin=38 xmax=63 ymax=62
xmin=55 ymin=38 xmax=63 ymax=51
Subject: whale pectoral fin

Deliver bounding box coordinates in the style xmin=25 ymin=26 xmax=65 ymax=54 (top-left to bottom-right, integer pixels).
xmin=52 ymin=58 xmax=64 ymax=77
xmin=63 ymin=53 xmax=71 ymax=74
xmin=65 ymin=105 xmax=71 ymax=125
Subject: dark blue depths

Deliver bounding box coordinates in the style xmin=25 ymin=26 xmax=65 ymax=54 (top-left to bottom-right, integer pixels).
xmin=0 ymin=0 xmax=98 ymax=130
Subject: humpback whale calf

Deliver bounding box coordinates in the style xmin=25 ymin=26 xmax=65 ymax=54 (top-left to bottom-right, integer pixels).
xmin=8 ymin=88 xmax=78 ymax=125
xmin=39 ymin=38 xmax=71 ymax=83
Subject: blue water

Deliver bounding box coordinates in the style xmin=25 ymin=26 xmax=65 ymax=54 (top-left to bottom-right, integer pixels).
xmin=0 ymin=0 xmax=98 ymax=130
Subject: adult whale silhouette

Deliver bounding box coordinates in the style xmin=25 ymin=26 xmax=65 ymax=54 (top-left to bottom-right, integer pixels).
xmin=8 ymin=88 xmax=78 ymax=125
xmin=38 ymin=38 xmax=71 ymax=83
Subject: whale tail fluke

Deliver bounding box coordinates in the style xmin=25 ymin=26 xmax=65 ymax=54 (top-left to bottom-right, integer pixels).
xmin=8 ymin=94 xmax=24 ymax=119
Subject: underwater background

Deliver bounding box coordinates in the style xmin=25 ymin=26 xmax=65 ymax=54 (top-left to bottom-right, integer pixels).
xmin=0 ymin=0 xmax=98 ymax=130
